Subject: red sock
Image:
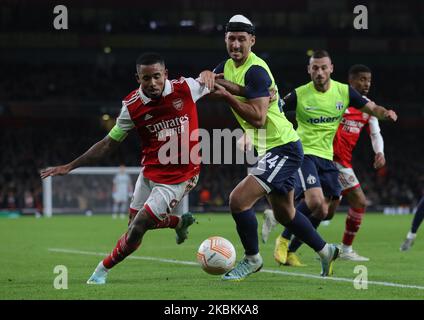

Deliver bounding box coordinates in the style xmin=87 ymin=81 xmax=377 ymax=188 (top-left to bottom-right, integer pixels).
xmin=103 ymin=232 xmax=141 ymax=269
xmin=342 ymin=207 xmax=365 ymax=246
xmin=155 ymin=215 xmax=181 ymax=229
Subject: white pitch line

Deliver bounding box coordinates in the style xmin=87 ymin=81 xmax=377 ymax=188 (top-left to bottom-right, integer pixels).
xmin=48 ymin=248 xmax=424 ymax=290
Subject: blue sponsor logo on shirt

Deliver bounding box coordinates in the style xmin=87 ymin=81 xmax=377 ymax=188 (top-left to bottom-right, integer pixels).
xmin=307 ymin=116 xmax=340 ymax=124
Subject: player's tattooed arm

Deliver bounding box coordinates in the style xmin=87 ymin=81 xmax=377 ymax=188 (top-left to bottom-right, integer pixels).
xmin=40 ymin=135 xmax=120 ymax=179
xmin=360 ymin=101 xmax=398 ymax=122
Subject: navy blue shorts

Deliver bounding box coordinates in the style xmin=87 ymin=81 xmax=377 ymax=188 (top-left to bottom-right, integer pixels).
xmin=294 ymin=154 xmax=341 ymax=199
xmin=249 ymin=140 xmax=304 ymax=195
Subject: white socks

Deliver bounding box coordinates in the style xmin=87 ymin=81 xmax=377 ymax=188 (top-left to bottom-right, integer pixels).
xmin=95 ymin=261 xmax=109 ymax=273
xmin=341 ymin=244 xmax=353 ymax=253
xmin=245 ymin=253 xmax=262 ymax=264
xmin=407 ymin=232 xmax=416 ymax=240
xmin=318 ymin=243 xmax=332 ymax=259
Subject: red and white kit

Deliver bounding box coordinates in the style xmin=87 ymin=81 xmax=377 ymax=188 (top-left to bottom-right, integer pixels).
xmin=116 ymin=77 xmax=209 ymax=221
xmin=333 ymin=106 xmax=384 ymax=194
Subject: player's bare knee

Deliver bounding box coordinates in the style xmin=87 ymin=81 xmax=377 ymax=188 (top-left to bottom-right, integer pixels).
xmin=229 ymin=191 xmax=245 ymax=213
xmin=127 ymin=220 xmax=145 ymax=239
xmin=351 ymin=192 xmax=367 ymax=209
xmin=128 ymin=214 xmax=154 ymax=239
xmin=314 ymin=209 xmax=327 ymax=220
xmin=306 ymin=198 xmax=326 ymax=219
xmin=325 ymin=208 xmax=335 ymax=221
xmin=356 ymin=196 xmax=367 ymax=209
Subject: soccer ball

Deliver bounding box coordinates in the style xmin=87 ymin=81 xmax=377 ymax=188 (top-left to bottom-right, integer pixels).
xmin=196 ymin=236 xmax=236 ymax=275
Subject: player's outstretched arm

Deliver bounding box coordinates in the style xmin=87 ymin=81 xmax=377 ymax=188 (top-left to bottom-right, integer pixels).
xmin=40 ymin=135 xmax=120 ymax=179
xmin=360 ymin=101 xmax=398 ymax=122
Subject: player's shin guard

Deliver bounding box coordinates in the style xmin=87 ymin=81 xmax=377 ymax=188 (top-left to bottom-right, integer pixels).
xmin=103 ymin=232 xmax=141 ymax=269
xmin=342 ymin=207 xmax=365 ymax=246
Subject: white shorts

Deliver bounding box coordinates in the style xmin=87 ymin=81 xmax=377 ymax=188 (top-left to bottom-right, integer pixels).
xmin=335 ymin=162 xmax=360 ymax=194
xmin=113 ymin=192 xmax=129 ymax=203
xmin=130 ymin=171 xmax=198 ymax=222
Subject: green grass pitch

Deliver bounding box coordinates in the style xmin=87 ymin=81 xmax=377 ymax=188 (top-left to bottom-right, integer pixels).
xmin=0 ymin=213 xmax=423 ymax=300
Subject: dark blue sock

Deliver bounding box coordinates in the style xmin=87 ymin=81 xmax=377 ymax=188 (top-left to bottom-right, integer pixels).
xmin=309 ymin=215 xmax=322 ymax=229
xmin=289 ymin=213 xmax=322 ymax=252
xmin=285 ymin=210 xmax=326 ymax=252
xmin=288 ymin=237 xmax=303 ymax=252
xmin=281 ymin=227 xmax=293 ymax=240
xmin=411 ymin=197 xmax=424 ymax=233
xmin=281 ymin=201 xmax=313 ymax=240
xmin=232 ymin=208 xmax=259 ymax=255
xmin=297 ymin=201 xmax=313 ymax=217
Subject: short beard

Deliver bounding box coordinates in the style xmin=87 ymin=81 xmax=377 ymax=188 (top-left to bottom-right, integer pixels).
xmin=313 ymin=77 xmax=329 ymax=91
xmin=143 ymin=90 xmax=162 ymax=100
xmin=149 ymin=93 xmax=161 ymax=99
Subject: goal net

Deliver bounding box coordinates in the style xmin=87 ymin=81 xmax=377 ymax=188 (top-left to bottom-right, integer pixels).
xmin=42 ymin=167 xmax=189 ymax=216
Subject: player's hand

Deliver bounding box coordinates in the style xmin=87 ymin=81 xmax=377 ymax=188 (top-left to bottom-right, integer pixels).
xmin=384 ymin=110 xmax=397 ymax=122
xmin=215 ymin=73 xmax=225 ymax=80
xmin=199 ymin=70 xmax=216 ymax=91
xmin=40 ymin=165 xmax=71 ymax=179
xmin=373 ymin=152 xmax=386 ymax=170
xmin=210 ymin=83 xmax=230 ymax=98
xmin=269 ymin=88 xmax=277 ymax=102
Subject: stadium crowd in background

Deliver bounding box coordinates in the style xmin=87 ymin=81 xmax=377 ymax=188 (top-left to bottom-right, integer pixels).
xmin=0 ymin=123 xmax=423 ymax=212
xmin=1 ymin=0 xmax=423 ymax=215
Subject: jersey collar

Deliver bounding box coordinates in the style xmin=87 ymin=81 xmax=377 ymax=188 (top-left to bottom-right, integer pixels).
xmin=138 ymin=80 xmax=173 ymax=105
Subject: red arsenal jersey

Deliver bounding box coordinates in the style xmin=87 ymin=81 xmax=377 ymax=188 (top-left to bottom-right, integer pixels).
xmin=333 ymin=106 xmax=379 ymax=168
xmin=116 ymin=78 xmax=209 ymax=184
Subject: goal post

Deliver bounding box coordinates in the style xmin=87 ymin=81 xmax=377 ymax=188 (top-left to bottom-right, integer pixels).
xmin=42 ymin=167 xmax=189 ymax=216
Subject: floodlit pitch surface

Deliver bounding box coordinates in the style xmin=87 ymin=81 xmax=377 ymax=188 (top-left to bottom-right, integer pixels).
xmin=1 ymin=213 xmax=423 ymax=299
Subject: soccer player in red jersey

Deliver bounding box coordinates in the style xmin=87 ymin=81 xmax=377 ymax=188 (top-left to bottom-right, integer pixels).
xmin=40 ymin=53 xmax=214 ymax=284
xmin=329 ymin=64 xmax=386 ymax=261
